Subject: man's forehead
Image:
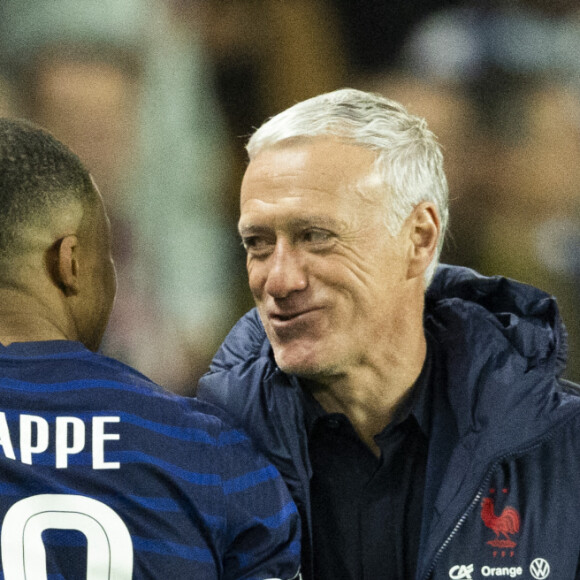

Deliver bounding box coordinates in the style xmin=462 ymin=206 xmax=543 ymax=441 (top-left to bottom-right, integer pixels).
xmin=239 ymin=138 xmax=387 ymax=231
xmin=240 ymin=164 xmax=387 ymax=216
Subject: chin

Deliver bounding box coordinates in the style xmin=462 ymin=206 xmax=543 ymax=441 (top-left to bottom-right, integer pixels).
xmin=273 ymin=346 xmax=334 ymax=380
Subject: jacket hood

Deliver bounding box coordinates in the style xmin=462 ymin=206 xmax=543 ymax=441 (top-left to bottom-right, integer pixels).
xmin=427 ymin=265 xmax=568 ymax=378
xmin=423 ymin=265 xmax=576 ymax=470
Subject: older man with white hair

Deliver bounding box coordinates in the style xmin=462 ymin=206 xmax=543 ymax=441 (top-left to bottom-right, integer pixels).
xmin=198 ymin=88 xmax=580 ymax=579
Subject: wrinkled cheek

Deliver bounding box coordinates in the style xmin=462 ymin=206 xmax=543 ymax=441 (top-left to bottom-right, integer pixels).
xmin=249 ymin=281 xmax=264 ymax=303
xmin=246 ymin=266 xmax=266 ymax=301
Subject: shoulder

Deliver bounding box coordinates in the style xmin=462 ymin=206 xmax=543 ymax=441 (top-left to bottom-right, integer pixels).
xmin=196 ymin=310 xmax=309 ymax=468
xmin=71 ymin=348 xmax=251 ymax=442
xmin=425 ymin=265 xmax=580 ymax=436
xmin=197 ymin=308 xmax=284 ymax=412
xmin=67 ymin=346 xmax=169 ymax=393
xmin=207 ymin=307 xmax=270 ymax=372
xmin=426 ymin=264 xmax=567 ymax=372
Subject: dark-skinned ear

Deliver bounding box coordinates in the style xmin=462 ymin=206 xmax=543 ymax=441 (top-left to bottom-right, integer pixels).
xmin=52 ymin=235 xmax=80 ymax=296
xmin=407 ymin=202 xmax=440 ymax=280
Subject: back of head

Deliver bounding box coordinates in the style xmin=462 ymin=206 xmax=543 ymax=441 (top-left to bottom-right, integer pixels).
xmin=247 ymin=88 xmax=449 ymax=283
xmin=0 ymin=118 xmax=94 ymax=277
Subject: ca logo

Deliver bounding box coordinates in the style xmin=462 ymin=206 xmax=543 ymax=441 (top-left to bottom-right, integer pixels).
xmin=449 ymin=564 xmax=474 ymax=579
xmin=530 ymin=558 xmax=550 ymax=579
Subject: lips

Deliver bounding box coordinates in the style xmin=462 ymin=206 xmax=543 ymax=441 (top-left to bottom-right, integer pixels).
xmin=269 ymin=308 xmax=318 ymax=322
xmin=267 ymin=307 xmax=323 ymax=335
xmin=271 ymin=311 xmax=304 ymax=322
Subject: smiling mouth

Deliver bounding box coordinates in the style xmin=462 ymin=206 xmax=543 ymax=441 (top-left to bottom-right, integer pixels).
xmin=272 ymin=313 xmax=302 ymax=322
xmin=270 ymin=308 xmax=320 ymax=323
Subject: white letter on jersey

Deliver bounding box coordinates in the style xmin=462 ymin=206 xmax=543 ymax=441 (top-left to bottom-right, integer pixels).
xmin=93 ymin=417 xmax=120 ymax=470
xmin=56 ymin=417 xmax=86 ymax=468
xmin=1 ymin=494 xmax=133 ymax=579
xmin=20 ymin=416 xmax=49 ymax=465
xmin=0 ymin=412 xmax=16 ymax=460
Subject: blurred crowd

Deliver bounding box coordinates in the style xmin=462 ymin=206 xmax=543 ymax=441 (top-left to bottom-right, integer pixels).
xmin=1 ymin=0 xmax=578 ymax=390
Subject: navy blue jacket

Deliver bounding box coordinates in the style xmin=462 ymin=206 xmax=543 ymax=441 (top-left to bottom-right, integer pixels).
xmin=198 ymin=265 xmax=580 ymax=579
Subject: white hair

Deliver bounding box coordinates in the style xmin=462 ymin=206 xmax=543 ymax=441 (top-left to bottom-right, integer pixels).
xmin=247 ymin=88 xmax=449 ymax=284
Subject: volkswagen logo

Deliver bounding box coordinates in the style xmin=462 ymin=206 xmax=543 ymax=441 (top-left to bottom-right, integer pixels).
xmin=530 ymin=558 xmax=550 ymax=580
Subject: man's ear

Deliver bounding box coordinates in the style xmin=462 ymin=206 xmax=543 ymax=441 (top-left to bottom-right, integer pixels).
xmin=406 ymin=202 xmax=440 ymax=280
xmin=52 ymin=235 xmax=80 ymax=296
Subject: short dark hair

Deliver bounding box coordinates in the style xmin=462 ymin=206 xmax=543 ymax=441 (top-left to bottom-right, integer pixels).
xmin=0 ymin=118 xmax=95 ymax=259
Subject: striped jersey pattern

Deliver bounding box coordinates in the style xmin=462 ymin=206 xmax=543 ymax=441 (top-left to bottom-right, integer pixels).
xmin=0 ymin=340 xmax=300 ymax=579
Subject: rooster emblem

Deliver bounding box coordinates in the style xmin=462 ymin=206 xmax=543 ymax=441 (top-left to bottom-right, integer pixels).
xmin=480 ymin=496 xmax=520 ymax=548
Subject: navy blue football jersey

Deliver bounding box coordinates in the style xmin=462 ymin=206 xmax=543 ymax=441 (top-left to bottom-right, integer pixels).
xmin=0 ymin=340 xmax=301 ymax=579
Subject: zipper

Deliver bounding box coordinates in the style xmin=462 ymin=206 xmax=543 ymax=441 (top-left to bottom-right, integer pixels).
xmin=421 ymin=422 xmax=567 ymax=580
xmin=421 ymin=474 xmax=490 ymax=580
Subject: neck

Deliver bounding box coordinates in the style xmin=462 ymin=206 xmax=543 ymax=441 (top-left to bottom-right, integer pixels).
xmin=308 ymin=330 xmax=427 ymax=457
xmin=0 ymin=288 xmax=73 ymax=346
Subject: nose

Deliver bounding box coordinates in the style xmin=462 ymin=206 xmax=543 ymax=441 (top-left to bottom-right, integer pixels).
xmin=263 ymin=239 xmax=308 ymax=299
